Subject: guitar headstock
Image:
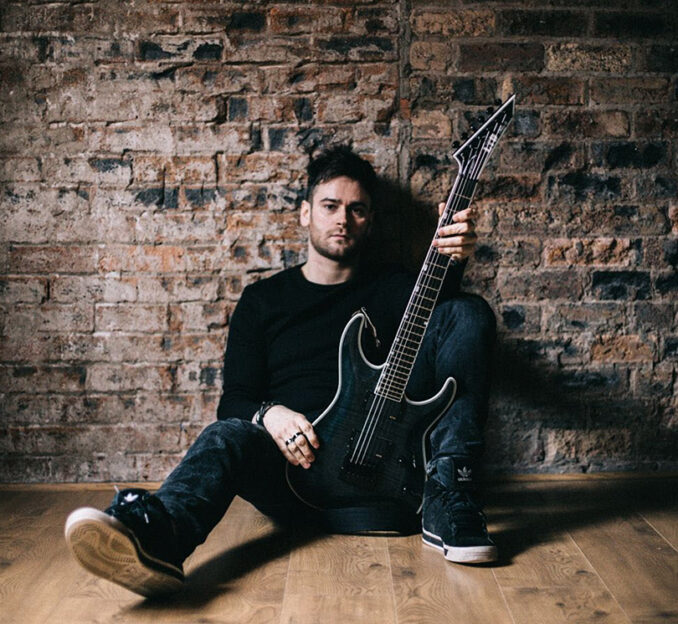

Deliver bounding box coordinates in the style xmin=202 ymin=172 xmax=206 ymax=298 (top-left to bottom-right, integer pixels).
xmin=452 ymin=95 xmax=515 ymax=180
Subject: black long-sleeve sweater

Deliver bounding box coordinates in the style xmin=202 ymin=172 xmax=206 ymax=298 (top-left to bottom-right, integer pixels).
xmin=216 ymin=261 xmax=465 ymax=421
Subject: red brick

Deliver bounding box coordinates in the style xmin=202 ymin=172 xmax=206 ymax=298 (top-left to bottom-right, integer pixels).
xmin=411 ymin=110 xmax=453 ymax=139
xmin=8 ymin=245 xmax=98 ymax=274
xmin=545 ymin=303 xmax=626 ymax=334
xmin=543 ymin=110 xmax=630 ymax=139
xmin=86 ymin=364 xmax=174 ymax=393
xmin=168 ymin=301 xmax=231 ymax=333
xmin=498 ymin=9 xmax=588 ymax=37
xmin=546 ymin=43 xmax=633 ymax=73
xmin=0 ymin=364 xmax=86 ymax=393
xmin=410 ymin=41 xmax=456 ymax=72
xmin=590 ymin=77 xmax=671 ymax=105
xmin=459 ymin=43 xmax=544 ymax=72
xmin=269 ymin=6 xmax=345 ymax=34
xmin=411 ymin=9 xmax=495 ymax=37
xmin=175 ymin=362 xmax=223 ymax=392
xmin=89 ymin=124 xmax=175 ymax=154
xmin=505 ymin=76 xmax=586 ymax=106
xmin=497 ymin=268 xmax=585 ymax=300
xmin=98 ymin=245 xmax=187 ymax=273
xmin=0 ymin=157 xmax=41 ymax=182
xmin=225 ymin=36 xmax=312 ymax=64
xmin=499 ymin=141 xmax=585 ymax=174
xmin=544 ymin=238 xmax=639 ymax=267
xmin=635 ymin=110 xmax=678 ymax=138
xmin=317 ymin=95 xmax=364 ymax=123
xmin=591 ymin=335 xmax=655 ymax=363
xmin=95 ymin=303 xmax=168 ymax=333
xmin=0 ymin=277 xmax=47 ymax=303
xmin=12 ymin=303 xmax=94 ymax=333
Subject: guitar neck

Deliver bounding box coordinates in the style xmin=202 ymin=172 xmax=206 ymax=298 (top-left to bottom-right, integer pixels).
xmin=374 ymin=174 xmax=478 ymax=402
xmin=374 ymin=95 xmax=515 ymax=402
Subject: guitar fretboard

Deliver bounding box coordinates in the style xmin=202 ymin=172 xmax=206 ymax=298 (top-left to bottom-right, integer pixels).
xmin=375 ymin=175 xmax=476 ymax=401
xmin=374 ymin=95 xmax=514 ymax=401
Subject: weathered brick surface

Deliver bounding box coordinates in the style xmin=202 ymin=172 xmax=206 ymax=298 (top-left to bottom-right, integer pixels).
xmin=1 ymin=0 xmax=677 ymax=482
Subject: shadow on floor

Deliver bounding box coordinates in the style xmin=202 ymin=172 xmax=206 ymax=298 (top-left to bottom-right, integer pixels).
xmin=488 ymin=477 xmax=678 ymax=564
xmin=125 ymin=476 xmax=676 ymax=612
xmin=126 ymin=524 xmax=324 ymax=612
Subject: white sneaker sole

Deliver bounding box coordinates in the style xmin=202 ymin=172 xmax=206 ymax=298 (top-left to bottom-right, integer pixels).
xmin=65 ymin=507 xmax=184 ymax=598
xmin=422 ymin=528 xmax=498 ymax=563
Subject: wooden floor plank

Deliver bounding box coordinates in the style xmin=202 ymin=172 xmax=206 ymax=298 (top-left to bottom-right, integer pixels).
xmin=568 ymin=514 xmax=678 ymax=624
xmin=641 ymin=510 xmax=678 ymax=551
xmin=0 ymin=491 xmax=110 ymax=624
xmin=280 ymin=532 xmax=396 ymax=624
xmin=1 ymin=479 xmax=676 ymax=624
xmin=538 ymin=480 xmax=678 ymax=624
xmin=388 ymin=533 xmax=513 ymax=624
xmin=47 ymin=496 xmax=291 ymax=624
xmin=489 ymin=482 xmax=631 ymax=624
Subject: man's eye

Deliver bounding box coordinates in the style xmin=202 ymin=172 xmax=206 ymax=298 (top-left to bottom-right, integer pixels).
xmin=351 ymin=207 xmax=366 ymax=217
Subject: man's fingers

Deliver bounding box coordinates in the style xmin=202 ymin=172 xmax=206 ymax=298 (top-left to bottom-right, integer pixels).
xmin=453 ymin=207 xmax=476 ymax=222
xmin=437 ymin=221 xmax=476 ymax=237
xmin=291 ymin=434 xmax=315 ymax=464
xmin=299 ymin=420 xmax=320 ymax=449
xmin=276 ymin=438 xmax=300 ymax=466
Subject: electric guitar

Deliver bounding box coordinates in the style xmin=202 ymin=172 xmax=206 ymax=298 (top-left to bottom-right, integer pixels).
xmin=286 ymin=96 xmax=515 ymax=527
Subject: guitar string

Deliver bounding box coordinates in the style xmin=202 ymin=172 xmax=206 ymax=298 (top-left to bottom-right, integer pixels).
xmin=375 ymin=126 xmax=496 ymax=397
xmin=349 ymin=187 xmax=467 ymax=466
xmin=350 ymin=127 xmax=497 ymax=467
xmin=370 ymin=173 xmax=477 ymax=396
xmin=350 ymin=169 xmax=483 ymax=466
xmin=350 ymin=173 xmax=477 ymax=466
xmin=358 ymin=121 xmax=508 ymax=465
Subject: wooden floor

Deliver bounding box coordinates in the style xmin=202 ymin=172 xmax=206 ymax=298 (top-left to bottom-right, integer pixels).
xmin=0 ymin=477 xmax=676 ymax=624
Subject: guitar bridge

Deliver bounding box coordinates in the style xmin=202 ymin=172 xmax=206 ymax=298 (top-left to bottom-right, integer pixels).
xmin=339 ymin=456 xmax=380 ymax=489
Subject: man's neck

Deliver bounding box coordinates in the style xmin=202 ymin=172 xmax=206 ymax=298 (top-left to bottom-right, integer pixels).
xmin=301 ymin=250 xmax=358 ymax=285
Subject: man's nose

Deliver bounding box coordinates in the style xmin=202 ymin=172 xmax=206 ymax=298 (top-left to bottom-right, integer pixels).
xmin=335 ymin=205 xmax=348 ymax=225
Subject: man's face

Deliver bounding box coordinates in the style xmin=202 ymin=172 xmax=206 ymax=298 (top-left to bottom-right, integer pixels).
xmin=300 ymin=176 xmax=373 ymax=264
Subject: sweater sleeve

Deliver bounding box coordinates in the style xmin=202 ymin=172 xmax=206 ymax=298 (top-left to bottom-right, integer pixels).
xmin=216 ymin=285 xmax=267 ymax=421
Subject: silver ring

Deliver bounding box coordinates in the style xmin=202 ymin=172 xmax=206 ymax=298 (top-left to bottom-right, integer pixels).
xmin=285 ymin=432 xmax=301 ymax=446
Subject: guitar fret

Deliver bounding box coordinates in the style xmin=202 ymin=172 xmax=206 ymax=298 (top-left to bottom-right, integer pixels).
xmin=414 ymin=293 xmax=436 ymax=304
xmin=388 ymin=353 xmax=415 ymax=366
xmin=375 ymin=388 xmax=402 ymax=401
xmin=392 ymin=341 xmax=418 ymax=355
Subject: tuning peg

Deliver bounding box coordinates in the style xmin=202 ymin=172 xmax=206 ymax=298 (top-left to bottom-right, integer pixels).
xmin=461 ymin=132 xmax=469 ymax=140
xmin=486 ymin=106 xmax=494 ymax=114
xmin=494 ymin=98 xmax=502 ymax=106
xmin=452 ymin=140 xmax=460 ymax=149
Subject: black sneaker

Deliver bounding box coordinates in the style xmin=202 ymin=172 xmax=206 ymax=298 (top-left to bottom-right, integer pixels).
xmin=65 ymin=488 xmax=184 ymax=597
xmin=422 ymin=479 xmax=498 ymax=564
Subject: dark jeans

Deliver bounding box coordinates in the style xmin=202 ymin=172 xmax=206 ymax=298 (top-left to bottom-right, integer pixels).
xmin=155 ymin=294 xmax=496 ymax=561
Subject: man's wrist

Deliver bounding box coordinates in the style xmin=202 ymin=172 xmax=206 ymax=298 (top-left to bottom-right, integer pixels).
xmin=253 ymin=401 xmax=280 ymax=427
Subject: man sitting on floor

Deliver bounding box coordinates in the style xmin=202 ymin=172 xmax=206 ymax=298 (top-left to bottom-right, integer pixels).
xmin=65 ymin=145 xmax=497 ymax=597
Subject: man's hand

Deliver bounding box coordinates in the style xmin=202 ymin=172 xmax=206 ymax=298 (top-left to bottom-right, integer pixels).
xmin=260 ymin=405 xmax=320 ymax=469
xmin=432 ymin=204 xmax=478 ymax=261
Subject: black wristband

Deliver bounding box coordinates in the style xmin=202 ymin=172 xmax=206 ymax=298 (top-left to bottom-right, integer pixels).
xmin=254 ymin=401 xmax=280 ymax=427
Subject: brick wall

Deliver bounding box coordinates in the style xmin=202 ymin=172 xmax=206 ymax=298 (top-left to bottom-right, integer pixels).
xmin=1 ymin=0 xmax=676 ymax=482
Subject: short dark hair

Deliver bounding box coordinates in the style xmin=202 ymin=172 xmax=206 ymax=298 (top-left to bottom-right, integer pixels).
xmin=306 ymin=145 xmax=378 ymax=205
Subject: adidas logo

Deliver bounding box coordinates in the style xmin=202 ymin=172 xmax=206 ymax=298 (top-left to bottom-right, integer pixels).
xmin=457 ymin=466 xmax=473 ymax=482
xmin=123 ymin=492 xmax=139 ymax=503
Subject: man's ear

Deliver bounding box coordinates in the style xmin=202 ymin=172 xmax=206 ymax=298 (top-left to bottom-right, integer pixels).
xmin=300 ymin=200 xmax=311 ymax=227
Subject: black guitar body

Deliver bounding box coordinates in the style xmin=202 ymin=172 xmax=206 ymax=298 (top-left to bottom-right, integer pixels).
xmin=286 ymin=312 xmax=456 ymax=520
